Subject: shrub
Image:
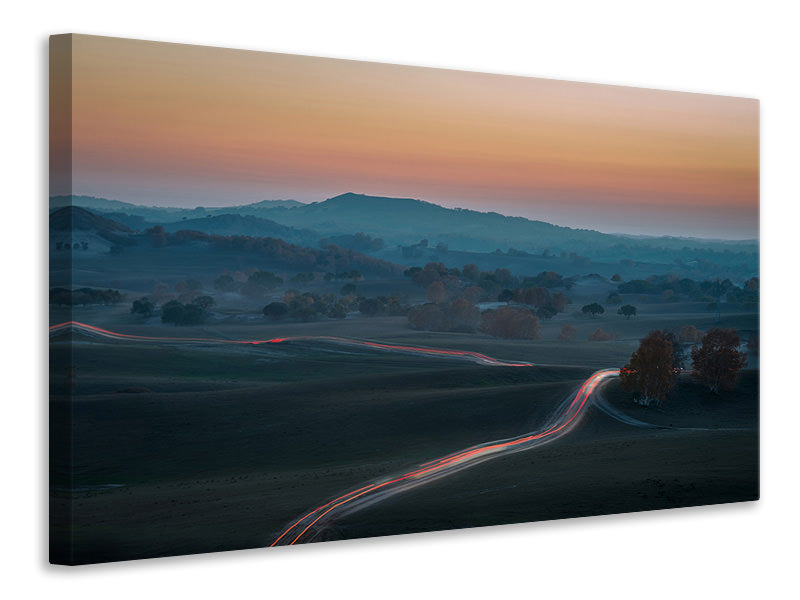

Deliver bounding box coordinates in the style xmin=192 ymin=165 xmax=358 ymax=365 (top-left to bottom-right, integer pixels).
xmin=263 ymin=302 xmax=289 ymax=320
xmin=558 ymin=323 xmax=576 ymax=341
xmin=588 ymin=328 xmax=612 ymax=342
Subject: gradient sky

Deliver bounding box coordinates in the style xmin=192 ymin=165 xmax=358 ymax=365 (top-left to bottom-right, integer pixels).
xmin=51 ymin=35 xmax=759 ymax=239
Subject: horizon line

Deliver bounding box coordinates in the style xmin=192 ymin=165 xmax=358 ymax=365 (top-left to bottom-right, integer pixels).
xmin=50 ymin=191 xmax=760 ymax=243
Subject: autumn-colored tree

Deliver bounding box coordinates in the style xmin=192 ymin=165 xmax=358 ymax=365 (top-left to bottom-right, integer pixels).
xmin=449 ymin=298 xmax=480 ymax=331
xmin=620 ymin=330 xmax=677 ymax=407
xmin=407 ymin=303 xmax=450 ymax=332
xmin=461 ymin=285 xmax=486 ymax=303
xmin=516 ymin=286 xmax=550 ymax=308
xmin=440 ymin=275 xmax=462 ymax=299
xmin=588 ymin=328 xmax=613 ymax=342
xmin=558 ymin=323 xmax=576 ymax=341
xmin=551 ymin=292 xmax=569 ymax=312
xmin=461 ymin=263 xmax=479 ymax=281
xmin=479 ymin=306 xmax=541 ymax=340
xmin=691 ymin=328 xmax=747 ymax=393
xmin=427 ymin=280 xmax=447 ymax=303
xmin=744 ymin=277 xmax=759 ymax=292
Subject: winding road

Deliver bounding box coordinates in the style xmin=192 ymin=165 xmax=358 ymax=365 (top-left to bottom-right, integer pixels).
xmin=50 ymin=320 xmax=619 ymax=546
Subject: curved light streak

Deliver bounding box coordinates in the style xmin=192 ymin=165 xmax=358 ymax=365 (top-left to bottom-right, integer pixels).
xmin=49 ymin=320 xmax=617 ymax=546
xmin=271 ymin=368 xmax=619 ymax=546
xmin=49 ymin=321 xmax=533 ymax=367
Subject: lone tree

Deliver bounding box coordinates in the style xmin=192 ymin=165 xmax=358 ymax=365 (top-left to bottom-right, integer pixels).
xmin=426 ymin=280 xmax=447 ymax=304
xmin=131 ymin=297 xmax=155 ymax=318
xmin=691 ymin=328 xmax=747 ymax=393
xmin=618 ymin=304 xmax=637 ymax=319
xmin=581 ymin=302 xmax=605 ymax=318
xmin=620 ymin=330 xmax=676 ymax=407
xmin=263 ymin=301 xmax=289 ymax=320
xmin=558 ymin=323 xmax=576 ymax=341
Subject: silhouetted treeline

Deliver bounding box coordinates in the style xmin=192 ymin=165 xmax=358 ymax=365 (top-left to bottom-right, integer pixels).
xmin=50 ymin=287 xmax=123 ymax=306
xmin=617 ymin=275 xmax=759 ymax=307
xmin=264 ymin=291 xmax=408 ymax=322
xmin=319 ymin=232 xmax=384 ymax=252
xmin=408 ymin=299 xmax=481 ymax=333
xmin=141 ymin=227 xmax=403 ymax=275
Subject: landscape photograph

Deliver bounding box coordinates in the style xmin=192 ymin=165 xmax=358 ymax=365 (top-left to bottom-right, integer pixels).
xmin=49 ymin=34 xmax=759 ymax=565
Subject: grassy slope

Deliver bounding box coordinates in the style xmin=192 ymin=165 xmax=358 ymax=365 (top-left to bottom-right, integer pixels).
xmin=50 ymin=303 xmax=758 ymax=564
xmin=328 ymin=372 xmax=758 ymax=542
xmin=51 ymin=340 xmax=591 ymax=564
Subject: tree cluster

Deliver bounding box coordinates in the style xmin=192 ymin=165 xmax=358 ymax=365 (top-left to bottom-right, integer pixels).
xmin=141 ymin=229 xmax=403 ymax=275
xmin=479 ymin=306 xmax=541 ymax=340
xmin=581 ymin=302 xmax=605 ymax=317
xmin=319 ymin=232 xmax=384 ymax=253
xmin=161 ymin=295 xmax=215 ymax=326
xmin=408 ymin=298 xmax=481 ymax=333
xmin=265 ymin=290 xmax=408 ymax=322
xmin=405 ymin=263 xmax=573 ymax=302
xmin=616 ymin=275 xmax=758 ymax=307
xmin=50 ymin=287 xmax=123 ymax=306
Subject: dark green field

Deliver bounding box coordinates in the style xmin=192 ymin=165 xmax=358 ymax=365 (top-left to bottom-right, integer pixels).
xmin=50 ymin=309 xmax=758 ymax=564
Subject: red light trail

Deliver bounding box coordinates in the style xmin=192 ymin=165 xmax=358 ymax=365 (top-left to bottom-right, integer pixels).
xmin=269 ymin=368 xmax=619 ymax=545
xmin=49 ymin=321 xmax=534 ymax=367
xmin=49 ymin=320 xmax=618 ymax=546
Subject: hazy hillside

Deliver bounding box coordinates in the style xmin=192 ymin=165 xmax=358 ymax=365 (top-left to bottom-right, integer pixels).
xmin=162 ymin=213 xmax=321 ymax=247
xmin=53 ymin=193 xmax=759 ymax=277
xmin=51 ymin=195 xmax=304 ymax=223
xmin=50 ymin=205 xmax=133 ymax=234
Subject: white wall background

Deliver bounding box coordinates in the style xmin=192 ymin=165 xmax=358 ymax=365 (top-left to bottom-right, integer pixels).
xmin=3 ymin=1 xmax=796 ymax=598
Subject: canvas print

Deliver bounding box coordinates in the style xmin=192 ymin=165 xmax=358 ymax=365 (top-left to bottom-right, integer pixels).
xmin=49 ymin=35 xmax=759 ymax=565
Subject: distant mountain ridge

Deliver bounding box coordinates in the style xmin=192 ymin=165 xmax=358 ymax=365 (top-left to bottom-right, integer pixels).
xmin=51 ymin=192 xmax=759 ymax=263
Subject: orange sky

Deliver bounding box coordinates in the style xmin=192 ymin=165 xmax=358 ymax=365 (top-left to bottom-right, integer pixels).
xmin=51 ymin=34 xmax=759 ymax=238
